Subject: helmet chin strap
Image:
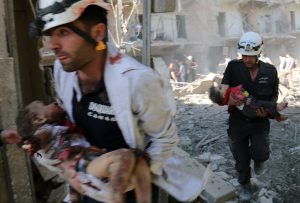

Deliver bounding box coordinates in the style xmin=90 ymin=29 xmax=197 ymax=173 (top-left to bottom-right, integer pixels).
xmin=256 ymin=54 xmax=260 ymax=64
xmin=65 ymin=24 xmax=98 ymax=47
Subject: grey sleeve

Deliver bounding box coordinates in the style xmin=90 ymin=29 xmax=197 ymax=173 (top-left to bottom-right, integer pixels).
xmin=131 ymin=71 xmax=178 ymax=175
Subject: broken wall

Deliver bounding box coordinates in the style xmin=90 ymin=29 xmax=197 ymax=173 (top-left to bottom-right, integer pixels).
xmin=0 ymin=0 xmax=37 ymax=202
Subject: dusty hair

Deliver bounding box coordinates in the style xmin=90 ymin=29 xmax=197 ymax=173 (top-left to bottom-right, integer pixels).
xmin=16 ymin=101 xmax=43 ymax=139
xmin=208 ymin=86 xmax=223 ymax=105
xmin=79 ymin=5 xmax=108 ymax=30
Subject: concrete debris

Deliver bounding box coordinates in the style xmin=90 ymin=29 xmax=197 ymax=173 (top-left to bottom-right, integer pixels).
xmin=214 ymin=172 xmax=232 ymax=181
xmin=229 ymin=179 xmax=240 ymax=188
xmin=173 ymin=73 xmax=222 ymax=97
xmin=258 ymin=188 xmax=268 ymax=197
xmin=175 ymin=71 xmax=300 ymax=202
xmin=289 ymin=146 xmax=300 ymax=154
xmin=258 ymin=196 xmax=273 ymax=203
xmin=196 ymin=152 xmax=212 ymax=162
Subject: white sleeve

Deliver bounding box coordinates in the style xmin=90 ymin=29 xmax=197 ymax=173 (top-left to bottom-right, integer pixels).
xmin=131 ymin=71 xmax=178 ymax=175
xmin=53 ymin=60 xmax=65 ymax=107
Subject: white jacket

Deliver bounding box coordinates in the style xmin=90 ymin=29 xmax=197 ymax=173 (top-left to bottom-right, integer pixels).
xmin=54 ymin=43 xmax=204 ymax=202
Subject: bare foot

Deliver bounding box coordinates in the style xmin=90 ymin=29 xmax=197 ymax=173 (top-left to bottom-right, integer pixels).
xmin=275 ymin=114 xmax=288 ymax=122
xmin=276 ymin=102 xmax=288 ymax=111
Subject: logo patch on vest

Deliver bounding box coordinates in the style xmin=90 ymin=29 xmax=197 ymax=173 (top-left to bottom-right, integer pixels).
xmin=258 ymin=77 xmax=268 ymax=84
xmin=87 ymin=102 xmax=116 ymax=122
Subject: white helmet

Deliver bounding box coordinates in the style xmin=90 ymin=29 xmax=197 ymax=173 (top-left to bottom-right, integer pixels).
xmin=187 ymin=56 xmax=193 ymax=60
xmin=238 ymin=32 xmax=263 ymax=56
xmin=29 ymin=0 xmax=111 ymax=38
xmin=37 ymin=0 xmax=111 ymax=32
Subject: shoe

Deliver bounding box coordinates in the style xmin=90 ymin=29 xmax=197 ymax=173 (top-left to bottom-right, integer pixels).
xmin=239 ymin=183 xmax=253 ymax=201
xmin=254 ymin=161 xmax=265 ymax=175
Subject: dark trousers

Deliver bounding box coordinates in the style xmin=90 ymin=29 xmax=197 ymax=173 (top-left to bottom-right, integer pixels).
xmin=227 ymin=114 xmax=270 ymax=185
xmin=188 ymin=69 xmax=196 ymax=82
xmin=83 ymin=184 xmax=159 ymax=203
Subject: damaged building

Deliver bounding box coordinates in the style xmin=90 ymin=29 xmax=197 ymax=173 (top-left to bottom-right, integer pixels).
xmin=120 ymin=0 xmax=300 ymax=74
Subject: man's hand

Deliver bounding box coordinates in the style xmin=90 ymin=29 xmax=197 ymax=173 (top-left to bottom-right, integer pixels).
xmin=0 ymin=129 xmax=21 ymax=144
xmin=227 ymin=93 xmax=243 ymax=106
xmin=256 ymin=107 xmax=268 ymax=118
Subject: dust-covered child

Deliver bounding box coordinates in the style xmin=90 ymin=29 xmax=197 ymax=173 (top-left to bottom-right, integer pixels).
xmin=16 ymin=101 xmax=151 ymax=203
xmin=209 ymin=84 xmax=288 ymax=122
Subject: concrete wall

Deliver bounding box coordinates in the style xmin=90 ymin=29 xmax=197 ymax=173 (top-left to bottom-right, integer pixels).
xmin=0 ymin=57 xmax=35 ymax=203
xmin=217 ymin=3 xmax=243 ymax=37
xmin=0 ymin=0 xmax=36 ymax=200
xmin=152 ymin=13 xmax=177 ymax=41
xmin=13 ymin=0 xmax=48 ymax=105
xmin=0 ymin=0 xmax=47 ymax=202
xmin=111 ymin=0 xmax=300 ymax=74
xmin=294 ymin=5 xmax=300 ymax=30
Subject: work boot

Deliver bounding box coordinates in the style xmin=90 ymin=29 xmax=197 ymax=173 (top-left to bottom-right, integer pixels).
xmin=239 ymin=183 xmax=252 ymax=202
xmin=254 ymin=161 xmax=265 ymax=175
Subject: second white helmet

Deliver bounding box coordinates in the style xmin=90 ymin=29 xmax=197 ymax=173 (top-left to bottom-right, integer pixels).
xmin=238 ymin=32 xmax=263 ymax=56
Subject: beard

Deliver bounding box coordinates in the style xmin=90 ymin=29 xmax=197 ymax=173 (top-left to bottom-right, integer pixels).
xmin=245 ymin=62 xmax=255 ymax=68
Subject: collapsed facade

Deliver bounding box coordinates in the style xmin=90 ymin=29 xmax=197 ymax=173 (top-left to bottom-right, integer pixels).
xmin=123 ymin=0 xmax=300 ymax=74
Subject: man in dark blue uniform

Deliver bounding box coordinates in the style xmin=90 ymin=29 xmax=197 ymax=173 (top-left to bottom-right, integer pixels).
xmin=221 ymin=32 xmax=279 ymax=201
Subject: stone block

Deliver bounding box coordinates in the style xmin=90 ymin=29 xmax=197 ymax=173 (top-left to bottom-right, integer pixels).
xmin=201 ymin=173 xmax=237 ymax=203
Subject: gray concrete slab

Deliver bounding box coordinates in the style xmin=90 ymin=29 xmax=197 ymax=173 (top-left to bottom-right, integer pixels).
xmin=200 ymin=173 xmax=237 ymax=203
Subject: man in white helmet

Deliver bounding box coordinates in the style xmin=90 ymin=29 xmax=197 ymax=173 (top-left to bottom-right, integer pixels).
xmin=221 ymin=32 xmax=279 ymax=201
xmin=26 ymin=1 xmax=207 ymax=203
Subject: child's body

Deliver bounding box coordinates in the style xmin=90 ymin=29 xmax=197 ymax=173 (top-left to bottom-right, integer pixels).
xmin=209 ymin=84 xmax=288 ymax=122
xmin=16 ymin=101 xmax=151 ymax=203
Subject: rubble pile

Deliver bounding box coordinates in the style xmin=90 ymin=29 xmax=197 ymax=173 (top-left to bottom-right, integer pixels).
xmin=292 ymin=67 xmax=300 ymax=98
xmin=174 ymin=87 xmax=300 ymax=203
xmin=172 ymin=73 xmax=222 ymax=97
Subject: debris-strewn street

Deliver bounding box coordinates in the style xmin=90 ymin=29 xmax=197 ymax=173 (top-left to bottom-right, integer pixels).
xmin=174 ymin=92 xmax=300 ymax=203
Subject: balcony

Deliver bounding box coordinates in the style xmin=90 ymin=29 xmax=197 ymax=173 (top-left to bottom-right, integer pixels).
xmin=262 ymin=33 xmax=296 ymax=45
xmin=234 ymin=0 xmax=282 ymax=7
